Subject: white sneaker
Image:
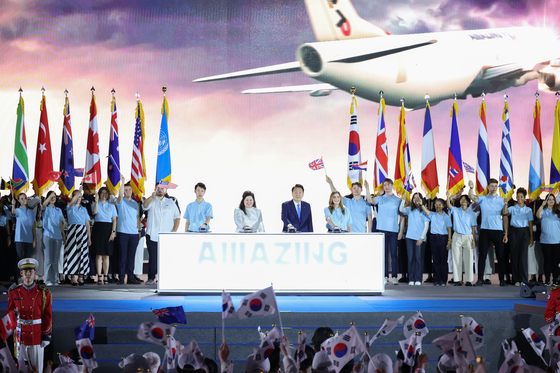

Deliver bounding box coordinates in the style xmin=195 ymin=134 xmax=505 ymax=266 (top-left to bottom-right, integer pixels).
xmin=45 ymin=282 xmax=54 ymax=287
xmin=392 ymin=278 xmax=399 ymax=285
xmin=415 ymin=281 xmax=421 ymax=286
xmin=409 ymin=281 xmax=414 ymax=285
xmin=385 ymin=277 xmax=389 ymax=284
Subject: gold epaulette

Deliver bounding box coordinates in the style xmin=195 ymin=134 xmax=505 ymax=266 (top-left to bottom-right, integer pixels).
xmin=551 ymin=284 xmax=560 ymax=292
xmin=8 ymin=283 xmax=22 ymax=291
xmin=38 ymin=284 xmax=50 ymax=292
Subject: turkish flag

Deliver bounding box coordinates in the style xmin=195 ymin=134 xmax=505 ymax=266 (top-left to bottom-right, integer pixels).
xmin=32 ymin=94 xmax=54 ymax=196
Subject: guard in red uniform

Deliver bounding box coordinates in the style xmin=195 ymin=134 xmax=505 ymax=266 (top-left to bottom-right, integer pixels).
xmin=545 ymin=285 xmax=560 ymax=323
xmin=8 ymin=258 xmax=52 ymax=373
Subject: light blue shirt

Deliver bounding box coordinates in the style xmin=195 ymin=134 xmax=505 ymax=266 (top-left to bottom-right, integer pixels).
xmin=451 ymin=206 xmax=477 ymax=235
xmin=508 ymin=204 xmax=533 ymax=228
xmin=402 ymin=206 xmax=429 ymax=240
xmin=375 ymin=195 xmax=401 ymax=233
xmin=429 ymin=211 xmax=452 ymax=235
xmin=116 ymin=199 xmax=139 ymax=234
xmin=478 ymin=194 xmax=505 ymax=230
xmin=0 ymin=207 xmax=11 ymax=227
xmin=184 ymin=200 xmax=213 ymax=232
xmin=94 ymin=201 xmax=117 ymax=223
xmin=540 ymin=209 xmax=560 ymax=244
xmin=15 ymin=207 xmax=35 ymax=243
xmin=343 ymin=196 xmax=371 ymax=233
xmin=68 ymin=205 xmax=90 ymax=226
xmin=324 ymin=206 xmax=353 ymax=231
xmin=43 ymin=206 xmax=64 ymax=239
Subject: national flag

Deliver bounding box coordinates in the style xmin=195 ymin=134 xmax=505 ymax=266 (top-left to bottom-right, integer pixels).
xmin=12 ymin=94 xmax=29 ymax=198
xmin=540 ymin=313 xmax=560 ymax=345
xmin=84 ymin=92 xmax=102 ymax=191
xmin=463 ymin=162 xmax=475 ymax=174
xmin=295 ymin=332 xmax=307 ymax=370
xmin=76 ymin=337 xmax=98 ymax=369
xmin=47 ymin=171 xmax=62 ymax=182
xmin=156 ymin=95 xmax=172 ymax=183
xmin=458 ymin=327 xmax=476 ymax=362
xmin=237 ymin=286 xmax=277 ymax=320
xmin=253 ymin=336 xmax=276 ymax=363
xmin=352 ymin=161 xmax=368 ymax=171
xmin=369 ymin=316 xmax=405 ymax=343
xmin=447 ymin=100 xmax=465 ymax=198
xmin=166 ymin=336 xmax=178 ymax=369
xmin=59 ymin=96 xmax=75 ymax=199
xmin=137 ymin=321 xmax=176 ymax=346
xmin=476 ymin=99 xmax=490 ymax=195
xmin=432 ymin=330 xmax=457 ymax=359
xmin=158 ymin=181 xmax=178 ymax=189
xmin=394 ymin=103 xmax=412 ymax=201
xmin=0 ymin=311 xmax=16 ymax=342
xmin=399 ymin=334 xmax=421 ymax=366
xmin=549 ymin=336 xmax=560 ymax=368
xmin=529 ymin=97 xmax=545 ymax=200
xmin=74 ymin=314 xmax=95 ymax=341
xmin=522 ymin=328 xmax=545 ymax=357
xmin=131 ymin=99 xmax=146 ymax=199
xmin=321 ymin=332 xmax=339 ymax=350
xmin=324 ymin=325 xmax=366 ymax=373
xmin=498 ymin=352 xmax=525 ymax=373
xmin=222 ymin=291 xmax=237 ymax=319
xmin=0 ymin=345 xmax=18 ymax=373
xmin=499 ymin=100 xmax=515 ymax=200
xmin=260 ymin=326 xmax=282 ymax=345
xmin=403 ymin=312 xmax=429 ymax=339
xmin=551 ymin=99 xmax=560 ymax=195
xmin=32 ymin=93 xmax=54 ymax=196
xmin=421 ymin=101 xmax=439 ymax=199
xmin=188 ymin=340 xmax=205 ymax=368
xmin=309 ymin=157 xmax=325 ymax=171
xmin=152 ymin=306 xmax=187 ymax=325
xmin=16 ymin=342 xmax=30 ymax=373
xmin=374 ymin=96 xmax=389 ymax=195
xmin=461 ymin=316 xmax=484 ymax=350
xmin=502 ymin=339 xmax=518 ymax=358
xmin=432 ymin=330 xmax=468 ymax=371
xmin=106 ymin=94 xmax=120 ymax=196
xmin=347 ymin=95 xmax=362 ymax=190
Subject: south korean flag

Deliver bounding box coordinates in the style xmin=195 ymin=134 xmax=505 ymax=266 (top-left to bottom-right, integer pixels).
xmin=222 ymin=291 xmax=237 ymax=319
xmin=324 ymin=326 xmax=366 ymax=373
xmin=237 ymin=286 xmax=277 ymax=320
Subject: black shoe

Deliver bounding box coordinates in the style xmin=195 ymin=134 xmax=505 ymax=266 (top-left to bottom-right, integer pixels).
xmin=78 ymin=282 xmax=85 ymax=286
xmin=530 ymin=275 xmax=537 ymax=282
xmin=117 ymin=280 xmax=125 ymax=285
xmin=465 ymin=282 xmax=473 ymax=286
xmin=500 ymin=281 xmax=507 ymax=287
xmin=448 ymin=279 xmax=455 ymax=284
xmin=127 ymin=279 xmax=141 ymax=285
xmin=425 ymin=275 xmax=435 ymax=283
xmin=85 ymin=276 xmax=96 ymax=284
xmin=454 ymin=282 xmax=462 ymax=286
xmin=506 ymin=279 xmax=514 ymax=285
xmin=483 ymin=279 xmax=491 ymax=285
xmin=133 ymin=276 xmax=144 ymax=283
xmin=475 ymin=280 xmax=483 ymax=286
xmin=107 ymin=276 xmax=116 ymax=284
xmin=71 ymin=282 xmax=78 ymax=287
xmin=64 ymin=277 xmax=72 ymax=285
xmin=398 ymin=276 xmax=409 ymax=283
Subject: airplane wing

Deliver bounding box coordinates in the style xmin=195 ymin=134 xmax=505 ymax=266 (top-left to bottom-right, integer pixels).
xmin=242 ymin=83 xmax=338 ymax=96
xmin=481 ymin=60 xmax=552 ymax=81
xmin=193 ymin=62 xmax=300 ymax=83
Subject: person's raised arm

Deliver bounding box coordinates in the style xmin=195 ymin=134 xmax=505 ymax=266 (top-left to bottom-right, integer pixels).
xmin=446 ymin=191 xmax=453 ymax=210
xmin=92 ymin=192 xmax=99 ymax=215
xmin=502 ymin=197 xmax=509 ymax=216
xmin=42 ymin=194 xmax=53 ymax=210
xmin=143 ymin=191 xmax=155 ymax=209
xmin=419 ymin=197 xmax=430 ymax=217
xmin=536 ymin=199 xmax=546 ymax=219
xmin=117 ymin=174 xmax=125 ymax=204
xmin=364 ymin=180 xmax=376 ymax=204
xmin=399 ymin=197 xmax=407 ymax=214
xmin=69 ymin=187 xmax=81 ymax=209
xmin=325 ymin=175 xmax=337 ymax=193
xmin=468 ymin=180 xmax=479 ymax=202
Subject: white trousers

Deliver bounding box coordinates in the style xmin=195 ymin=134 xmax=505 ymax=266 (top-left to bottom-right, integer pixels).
xmin=452 ymin=233 xmax=474 ymax=282
xmin=24 ymin=344 xmax=44 ymax=373
xmin=134 ymin=236 xmax=145 ymax=275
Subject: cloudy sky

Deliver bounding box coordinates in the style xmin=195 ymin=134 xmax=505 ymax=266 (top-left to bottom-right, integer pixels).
xmin=1 ymin=0 xmax=559 ymax=232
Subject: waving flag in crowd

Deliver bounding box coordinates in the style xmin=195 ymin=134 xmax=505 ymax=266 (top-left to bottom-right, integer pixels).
xmin=461 ymin=316 xmax=484 ymax=350
xmin=0 ymin=311 xmax=16 ymax=342
xmin=394 ymin=101 xmax=412 ymax=201
xmin=347 ymin=93 xmax=362 ymax=189
xmin=156 ymin=90 xmax=172 ymax=184
xmin=0 ymin=345 xmax=18 ymax=372
xmin=131 ymin=97 xmax=146 ymax=199
xmin=399 ymin=334 xmax=421 ymax=366
xmin=75 ymin=314 xmax=95 ymax=341
xmin=551 ymin=95 xmax=560 ymax=195
xmin=325 ymin=325 xmax=366 ymax=373
xmin=152 ymin=306 xmax=186 ymax=325
xmin=137 ymin=321 xmax=176 ymax=347
xmin=59 ymin=93 xmax=76 ymax=199
xmin=12 ymin=91 xmax=29 ymax=197
xmin=237 ymin=286 xmax=277 ymax=320
xmin=85 ymin=89 xmax=102 ymax=191
xmin=499 ymin=98 xmax=514 ymax=200
xmin=309 ymin=157 xmax=325 ymax=171
xmin=222 ymin=292 xmax=237 ymax=319
xmin=476 ymin=98 xmax=490 ymax=195
xmin=403 ymin=312 xmax=429 ymax=339
xmin=374 ymin=95 xmax=388 ymax=195
xmin=522 ymin=327 xmax=545 ymax=360
xmin=529 ymin=95 xmax=545 ymax=200
xmin=447 ymin=100 xmax=464 ymax=198
xmin=421 ymin=99 xmax=439 ymax=199
xmin=369 ymin=316 xmax=404 ymax=343
xmin=107 ymin=91 xmax=120 ymax=195
xmin=32 ymin=90 xmax=54 ymax=196
xmin=76 ymin=337 xmax=98 ymax=369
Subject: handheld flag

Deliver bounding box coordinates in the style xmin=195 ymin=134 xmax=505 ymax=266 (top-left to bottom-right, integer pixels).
xmin=76 ymin=337 xmax=98 ymax=369
xmin=0 ymin=311 xmax=16 ymax=342
xmin=550 ymin=336 xmax=560 ymax=368
xmin=107 ymin=92 xmax=120 ymax=195
xmin=529 ymin=96 xmax=545 ymax=200
xmin=131 ymin=98 xmax=146 ymax=199
xmin=32 ymin=91 xmax=54 ymax=196
xmin=222 ymin=292 xmax=237 ymax=319
xmin=374 ymin=95 xmax=389 ymax=195
xmin=158 ymin=181 xmax=178 ymax=189
xmin=461 ymin=316 xmax=484 ymax=350
xmin=394 ymin=102 xmax=412 ymax=201
xmin=309 ymin=157 xmax=325 ymax=171
xmin=17 ymin=342 xmax=30 ymax=373
xmin=237 ymin=286 xmax=277 ymax=319
xmin=74 ymin=314 xmax=95 ymax=340
xmin=352 ymin=161 xmax=368 ymax=171
xmin=84 ymin=90 xmax=102 ymax=191
xmin=447 ymin=100 xmax=465 ymax=197
xmin=369 ymin=315 xmax=405 ymax=343
xmin=498 ymin=351 xmax=525 ymax=373
xmin=324 ymin=325 xmax=366 ymax=373
xmin=0 ymin=345 xmax=18 ymax=372
xmin=522 ymin=328 xmax=545 ymax=358
xmin=463 ymin=162 xmax=475 ymax=174
xmin=499 ymin=99 xmax=515 ymax=200
xmin=152 ymin=306 xmax=187 ymax=325
xmin=253 ymin=336 xmax=276 ymax=363
xmin=137 ymin=321 xmax=176 ymax=346
xmin=166 ymin=336 xmax=179 ymax=369
xmin=347 ymin=94 xmax=362 ymax=190
xmin=421 ymin=100 xmax=439 ymax=199
xmin=59 ymin=94 xmax=75 ymax=199
xmin=295 ymin=332 xmax=308 ymax=370
xmin=403 ymin=312 xmax=429 ymax=339
xmin=476 ymin=99 xmax=490 ymax=195
xmin=399 ymin=334 xmax=420 ymax=366
xmin=551 ymin=96 xmax=560 ymax=195
xmin=156 ymin=91 xmax=172 ymax=183
xmin=12 ymin=92 xmax=29 ymax=198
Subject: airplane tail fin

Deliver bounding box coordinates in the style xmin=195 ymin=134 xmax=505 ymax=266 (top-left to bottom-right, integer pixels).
xmin=304 ymin=0 xmax=388 ymax=41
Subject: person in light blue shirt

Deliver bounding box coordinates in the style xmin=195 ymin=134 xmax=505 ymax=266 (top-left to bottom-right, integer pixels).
xmin=12 ymin=193 xmax=36 ymax=263
xmin=399 ymin=192 xmax=430 ymax=285
xmin=447 ymin=192 xmax=477 ymax=286
xmin=184 ymin=182 xmax=213 ymax=232
xmin=41 ymin=191 xmax=66 ymax=286
xmin=429 ymin=198 xmax=452 ymax=286
xmin=503 ymin=188 xmax=533 ymax=285
xmin=325 ymin=176 xmax=371 ymax=232
xmin=92 ymin=187 xmax=118 ymax=284
xmin=324 ymin=191 xmax=352 ymax=232
xmin=536 ymin=193 xmax=560 ymax=285
xmin=64 ymin=189 xmax=91 ymax=285
xmin=116 ymin=175 xmax=141 ymax=285
xmin=0 ymin=198 xmax=12 ymax=281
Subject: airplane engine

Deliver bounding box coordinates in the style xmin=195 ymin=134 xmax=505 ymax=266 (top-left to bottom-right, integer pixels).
xmin=538 ymin=62 xmax=560 ymax=92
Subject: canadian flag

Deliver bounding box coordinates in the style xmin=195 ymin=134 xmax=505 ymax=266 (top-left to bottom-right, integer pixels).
xmin=0 ymin=311 xmax=16 ymax=341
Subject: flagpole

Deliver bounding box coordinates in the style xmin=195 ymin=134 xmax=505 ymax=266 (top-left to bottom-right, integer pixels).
xmin=272 ymin=284 xmax=284 ymax=336
xmin=322 ymin=156 xmax=327 ymax=176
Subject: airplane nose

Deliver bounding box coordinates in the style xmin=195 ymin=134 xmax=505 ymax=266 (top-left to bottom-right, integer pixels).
xmin=297 ymin=45 xmax=323 ymax=75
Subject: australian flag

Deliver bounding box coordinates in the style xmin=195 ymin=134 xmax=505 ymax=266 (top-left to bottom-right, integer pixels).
xmin=59 ymin=96 xmax=76 ymax=199
xmin=75 ymin=314 xmax=95 ymax=341
xmin=152 ymin=306 xmax=187 ymax=325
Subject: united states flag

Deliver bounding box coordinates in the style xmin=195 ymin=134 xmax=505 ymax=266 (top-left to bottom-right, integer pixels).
xmin=131 ymin=100 xmax=146 ymax=199
xmin=309 ymin=157 xmax=324 ymax=171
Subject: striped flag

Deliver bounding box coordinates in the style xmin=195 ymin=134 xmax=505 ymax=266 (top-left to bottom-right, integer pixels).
xmin=156 ymin=94 xmax=172 ymax=183
xmin=476 ymin=99 xmax=490 ymax=195
xmin=131 ymin=100 xmax=146 ymax=199
xmin=32 ymin=92 xmax=54 ymax=196
xmin=107 ymin=94 xmax=120 ymax=195
xmin=529 ymin=97 xmax=545 ymax=200
xmin=447 ymin=100 xmax=464 ymax=197
xmin=551 ymin=98 xmax=560 ymax=195
xmin=85 ymin=91 xmax=102 ymax=191
xmin=346 ymin=94 xmax=362 ymax=190
xmin=499 ymin=100 xmax=514 ymax=200
xmin=374 ymin=97 xmax=389 ymax=195
xmin=421 ymin=100 xmax=439 ymax=199
xmin=352 ymin=160 xmax=368 ymax=171
xmin=394 ymin=102 xmax=412 ymax=201
xmin=59 ymin=95 xmax=75 ymax=199
xmin=12 ymin=93 xmax=29 ymax=197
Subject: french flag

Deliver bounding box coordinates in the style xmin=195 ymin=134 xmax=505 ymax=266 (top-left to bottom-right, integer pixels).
xmin=421 ymin=101 xmax=438 ymax=199
xmin=476 ymin=99 xmax=490 ymax=195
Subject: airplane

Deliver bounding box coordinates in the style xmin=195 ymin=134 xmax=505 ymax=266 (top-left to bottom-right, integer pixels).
xmin=193 ymin=0 xmax=560 ymax=110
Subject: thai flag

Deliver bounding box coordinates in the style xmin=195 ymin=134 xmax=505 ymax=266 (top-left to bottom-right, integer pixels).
xmin=309 ymin=157 xmax=325 ymax=171
xmin=463 ymin=162 xmax=475 ymax=174
xmin=529 ymin=98 xmax=545 ymax=200
xmin=352 ymin=160 xmax=368 ymax=171
xmin=476 ymin=100 xmax=490 ymax=195
xmin=499 ymin=101 xmax=514 ymax=200
xmin=374 ymin=97 xmax=389 ymax=194
xmin=421 ymin=101 xmax=439 ymax=199
xmin=447 ymin=101 xmax=464 ymax=197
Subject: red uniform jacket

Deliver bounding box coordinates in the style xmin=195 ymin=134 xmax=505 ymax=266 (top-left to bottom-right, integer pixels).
xmin=8 ymin=283 xmax=52 ymax=345
xmin=545 ymin=286 xmax=560 ymax=323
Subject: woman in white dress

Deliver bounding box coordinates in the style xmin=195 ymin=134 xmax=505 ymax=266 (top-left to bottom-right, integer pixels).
xmin=234 ymin=191 xmax=265 ymax=232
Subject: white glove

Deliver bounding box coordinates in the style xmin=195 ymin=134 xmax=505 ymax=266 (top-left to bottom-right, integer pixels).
xmin=41 ymin=340 xmax=50 ymax=348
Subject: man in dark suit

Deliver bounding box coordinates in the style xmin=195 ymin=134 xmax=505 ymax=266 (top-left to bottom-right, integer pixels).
xmin=281 ymin=184 xmax=313 ymax=232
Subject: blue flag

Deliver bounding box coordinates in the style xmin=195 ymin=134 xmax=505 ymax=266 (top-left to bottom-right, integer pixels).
xmin=59 ymin=97 xmax=75 ymax=199
xmin=75 ymin=315 xmax=95 ymax=341
xmin=152 ymin=306 xmax=186 ymax=325
xmin=106 ymin=96 xmax=120 ymax=195
xmin=156 ymin=96 xmax=171 ymax=183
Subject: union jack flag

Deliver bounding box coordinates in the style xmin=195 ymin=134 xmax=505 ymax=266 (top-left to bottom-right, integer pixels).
xmin=309 ymin=157 xmax=324 ymax=171
xmin=86 ymin=315 xmax=95 ymax=328
xmin=75 ymin=314 xmax=95 ymax=340
xmin=153 ymin=308 xmax=169 ymax=318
